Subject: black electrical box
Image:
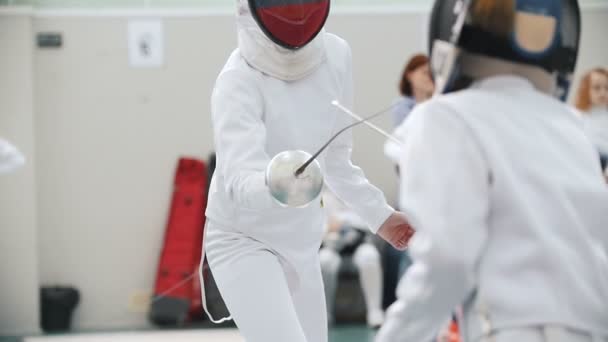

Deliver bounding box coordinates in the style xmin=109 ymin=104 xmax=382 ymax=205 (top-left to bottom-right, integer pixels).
xmin=37 ymin=32 xmax=63 ymax=48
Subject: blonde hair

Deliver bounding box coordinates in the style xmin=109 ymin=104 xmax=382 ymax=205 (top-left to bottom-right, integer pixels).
xmin=575 ymin=68 xmax=608 ymax=112
xmin=471 ymin=0 xmax=516 ymax=37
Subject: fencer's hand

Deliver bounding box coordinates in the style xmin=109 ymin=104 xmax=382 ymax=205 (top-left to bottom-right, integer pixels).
xmin=377 ymin=211 xmax=414 ymax=251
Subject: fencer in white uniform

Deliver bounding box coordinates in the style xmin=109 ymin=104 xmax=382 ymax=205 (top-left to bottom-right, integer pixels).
xmin=201 ymin=1 xmax=413 ymax=341
xmin=376 ymin=1 xmax=608 ymax=342
xmin=0 ymin=138 xmax=25 ymax=174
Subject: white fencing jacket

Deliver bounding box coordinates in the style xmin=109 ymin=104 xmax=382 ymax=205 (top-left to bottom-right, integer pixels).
xmin=206 ymin=33 xmax=393 ymax=264
xmin=377 ymin=76 xmax=608 ymax=342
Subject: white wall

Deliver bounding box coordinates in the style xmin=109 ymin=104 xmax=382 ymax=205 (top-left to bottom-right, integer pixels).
xmin=33 ymin=15 xmax=233 ymax=330
xmin=0 ymin=4 xmax=607 ymax=333
xmin=0 ymin=8 xmax=40 ymax=336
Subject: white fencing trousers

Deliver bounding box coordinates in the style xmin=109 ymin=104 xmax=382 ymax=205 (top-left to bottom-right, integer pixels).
xmin=202 ymin=224 xmax=328 ymax=342
xmin=479 ymin=326 xmax=608 ymax=342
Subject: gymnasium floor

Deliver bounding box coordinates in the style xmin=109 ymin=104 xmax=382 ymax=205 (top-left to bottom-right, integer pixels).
xmin=4 ymin=326 xmax=376 ymax=342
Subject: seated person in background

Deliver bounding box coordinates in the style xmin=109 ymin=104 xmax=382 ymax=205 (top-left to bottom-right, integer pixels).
xmin=319 ymin=189 xmax=384 ymax=328
xmin=574 ymin=68 xmax=608 ymax=177
xmin=382 ymin=54 xmax=435 ymax=308
xmin=0 ymin=138 xmax=25 ymax=174
xmin=385 ymin=54 xmax=434 ymax=165
xmin=391 ymin=54 xmax=434 ymax=129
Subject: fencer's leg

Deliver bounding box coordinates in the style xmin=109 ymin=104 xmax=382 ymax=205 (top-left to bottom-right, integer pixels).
xmin=207 ymin=246 xmax=308 ymax=342
xmin=291 ymin=254 xmax=330 ymax=342
xmin=319 ymin=247 xmax=341 ymax=325
xmin=353 ymin=243 xmax=384 ymax=327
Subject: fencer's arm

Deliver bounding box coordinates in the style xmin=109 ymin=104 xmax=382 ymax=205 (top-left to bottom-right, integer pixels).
xmin=211 ymin=69 xmax=278 ymax=211
xmin=0 ymin=138 xmax=26 ymax=174
xmin=323 ymin=45 xmax=393 ymax=233
xmin=375 ymin=103 xmax=489 ymax=342
xmin=323 ymin=141 xmax=394 ymax=234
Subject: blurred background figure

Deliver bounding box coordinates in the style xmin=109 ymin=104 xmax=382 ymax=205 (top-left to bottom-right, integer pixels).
xmin=574 ymin=67 xmax=608 ymax=173
xmin=391 ymin=54 xmax=434 ymax=129
xmin=0 ymin=138 xmax=25 ymax=174
xmin=381 ymin=53 xmax=435 ymax=309
xmin=320 ymin=189 xmax=385 ymax=328
xmin=384 ymin=53 xmax=435 ymax=171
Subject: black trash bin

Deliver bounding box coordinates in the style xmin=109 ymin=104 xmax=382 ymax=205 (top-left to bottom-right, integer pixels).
xmin=40 ymin=286 xmax=80 ymax=333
